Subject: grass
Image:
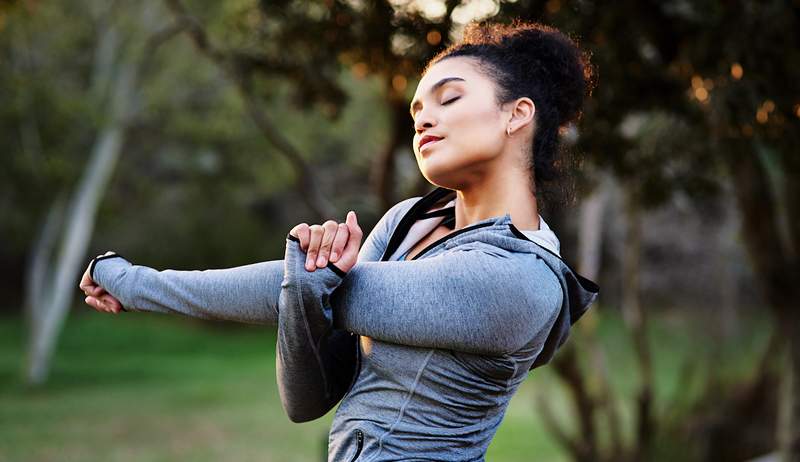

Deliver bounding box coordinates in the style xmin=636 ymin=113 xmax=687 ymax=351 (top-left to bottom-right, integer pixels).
xmin=0 ymin=306 xmax=771 ymax=462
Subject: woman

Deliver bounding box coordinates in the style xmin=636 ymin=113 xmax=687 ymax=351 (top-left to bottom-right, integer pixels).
xmin=80 ymin=20 xmax=598 ymax=461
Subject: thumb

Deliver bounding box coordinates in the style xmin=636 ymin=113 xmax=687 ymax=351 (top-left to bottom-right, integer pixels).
xmin=346 ymin=209 xmax=356 ymax=223
xmin=346 ymin=210 xmax=359 ymax=233
xmin=345 ymin=211 xmax=361 ymax=249
xmin=337 ymin=211 xmax=362 ymax=272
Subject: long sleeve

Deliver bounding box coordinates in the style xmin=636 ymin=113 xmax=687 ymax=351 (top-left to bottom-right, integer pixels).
xmin=329 ymin=242 xmax=563 ymax=355
xmin=274 ymin=198 xmax=416 ymax=422
xmin=276 ymin=235 xmax=354 ymax=422
xmin=92 ymin=255 xmax=283 ymax=325
xmin=88 ymin=198 xmax=419 ymax=325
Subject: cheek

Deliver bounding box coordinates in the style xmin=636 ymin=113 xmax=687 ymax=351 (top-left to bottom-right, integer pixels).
xmin=448 ymin=109 xmax=504 ymax=154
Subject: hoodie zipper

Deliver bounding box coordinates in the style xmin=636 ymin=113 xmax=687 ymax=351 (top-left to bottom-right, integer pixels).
xmin=348 ymin=429 xmax=364 ymax=461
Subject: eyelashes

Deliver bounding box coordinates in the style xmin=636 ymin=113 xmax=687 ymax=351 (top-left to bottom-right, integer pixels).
xmin=410 ymin=96 xmax=461 ymax=121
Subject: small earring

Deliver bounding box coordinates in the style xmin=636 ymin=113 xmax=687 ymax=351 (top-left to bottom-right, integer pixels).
xmin=506 ymin=128 xmax=512 ymax=137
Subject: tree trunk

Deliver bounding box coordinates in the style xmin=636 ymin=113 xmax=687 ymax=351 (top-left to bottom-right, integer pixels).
xmin=621 ymin=185 xmax=654 ymax=460
xmin=577 ymin=174 xmax=625 ymax=459
xmin=724 ymin=139 xmax=800 ymax=461
xmin=25 ymin=120 xmax=130 ymax=384
xmin=23 ymin=13 xmax=143 ymax=385
xmin=370 ymin=94 xmax=411 ymax=211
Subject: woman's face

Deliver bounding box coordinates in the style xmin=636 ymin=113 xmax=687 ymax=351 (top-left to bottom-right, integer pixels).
xmin=410 ymin=56 xmax=510 ymax=189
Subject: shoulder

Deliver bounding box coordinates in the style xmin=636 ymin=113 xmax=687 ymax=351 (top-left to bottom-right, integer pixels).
xmin=467 ymin=244 xmax=563 ymax=313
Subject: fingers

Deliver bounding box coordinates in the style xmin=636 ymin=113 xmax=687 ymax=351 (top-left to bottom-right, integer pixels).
xmin=79 ymin=262 xmax=108 ymax=298
xmin=85 ymin=295 xmax=108 ymax=313
xmin=314 ymin=220 xmax=340 ymax=269
xmin=79 ymin=252 xmax=120 ymax=312
xmin=290 ymin=223 xmax=311 ymax=251
xmin=329 ymin=223 xmax=349 ymax=263
xmin=292 ymin=215 xmax=354 ymax=271
xmin=100 ymin=294 xmax=123 ymax=313
xmin=79 ymin=265 xmax=94 ymax=293
xmin=306 ymin=225 xmax=323 ymax=271
xmin=85 ymin=294 xmax=123 ymax=314
xmin=332 ymin=211 xmax=362 ymax=270
xmin=306 ymin=220 xmax=341 ymax=271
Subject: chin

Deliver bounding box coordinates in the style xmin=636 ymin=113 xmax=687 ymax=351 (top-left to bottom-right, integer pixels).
xmin=418 ymin=167 xmax=470 ymax=191
xmin=418 ymin=151 xmax=491 ymax=189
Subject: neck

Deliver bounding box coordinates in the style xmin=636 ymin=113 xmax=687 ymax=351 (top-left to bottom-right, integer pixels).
xmin=452 ymin=168 xmax=540 ymax=231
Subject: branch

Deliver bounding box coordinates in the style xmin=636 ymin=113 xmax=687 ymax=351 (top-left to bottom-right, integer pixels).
xmin=162 ymin=0 xmax=335 ymax=219
xmin=551 ymin=344 xmax=599 ymax=462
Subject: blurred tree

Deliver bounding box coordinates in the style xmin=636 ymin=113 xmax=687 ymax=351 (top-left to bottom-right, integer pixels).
xmin=227 ymin=0 xmax=468 ymax=208
xmin=491 ymin=0 xmax=799 ymax=460
xmin=20 ymin=0 xmax=177 ymax=384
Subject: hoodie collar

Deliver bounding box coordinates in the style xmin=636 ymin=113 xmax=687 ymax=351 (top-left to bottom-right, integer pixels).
xmin=384 ymin=186 xmax=563 ymax=258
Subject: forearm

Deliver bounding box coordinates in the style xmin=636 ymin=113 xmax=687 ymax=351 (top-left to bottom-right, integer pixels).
xmin=92 ymin=255 xmax=282 ymax=325
xmin=272 ymin=199 xmax=416 ymax=421
xmin=276 ymin=235 xmax=357 ymax=422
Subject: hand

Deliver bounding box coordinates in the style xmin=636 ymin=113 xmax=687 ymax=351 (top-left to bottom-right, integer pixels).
xmin=289 ymin=211 xmax=363 ymax=273
xmin=79 ymin=252 xmax=125 ymax=314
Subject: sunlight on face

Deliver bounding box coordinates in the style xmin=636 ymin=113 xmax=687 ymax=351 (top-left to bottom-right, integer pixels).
xmin=409 ymin=56 xmax=510 ymax=189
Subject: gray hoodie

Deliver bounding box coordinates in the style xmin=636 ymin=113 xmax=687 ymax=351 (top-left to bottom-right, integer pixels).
xmin=91 ymin=186 xmax=598 ymax=461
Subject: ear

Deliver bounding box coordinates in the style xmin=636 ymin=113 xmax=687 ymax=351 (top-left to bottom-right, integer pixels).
xmin=505 ymin=97 xmax=536 ymax=136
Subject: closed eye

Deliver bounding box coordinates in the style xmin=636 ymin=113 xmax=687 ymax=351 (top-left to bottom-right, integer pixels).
xmin=410 ymin=97 xmax=461 ymax=122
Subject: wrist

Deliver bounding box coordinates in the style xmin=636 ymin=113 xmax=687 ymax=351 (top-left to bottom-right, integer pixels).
xmin=89 ymin=252 xmax=127 ymax=281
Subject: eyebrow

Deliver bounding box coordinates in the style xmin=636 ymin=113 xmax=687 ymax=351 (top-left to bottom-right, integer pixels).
xmin=409 ymin=77 xmax=466 ymax=117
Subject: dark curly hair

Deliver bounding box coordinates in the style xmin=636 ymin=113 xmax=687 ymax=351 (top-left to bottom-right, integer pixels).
xmin=423 ymin=19 xmax=597 ymax=208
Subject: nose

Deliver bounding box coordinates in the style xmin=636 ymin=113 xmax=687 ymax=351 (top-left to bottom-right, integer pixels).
xmin=413 ymin=107 xmax=436 ymax=134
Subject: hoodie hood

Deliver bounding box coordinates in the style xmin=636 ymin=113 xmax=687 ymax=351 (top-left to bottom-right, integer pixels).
xmin=381 ymin=186 xmax=599 ymax=370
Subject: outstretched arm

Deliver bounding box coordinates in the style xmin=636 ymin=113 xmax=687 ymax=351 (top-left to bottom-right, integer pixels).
xmin=85 ymin=197 xmax=417 ymax=324
xmin=91 ymin=255 xmax=283 ymax=325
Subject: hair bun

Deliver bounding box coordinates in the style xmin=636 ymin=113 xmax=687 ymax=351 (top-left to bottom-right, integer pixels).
xmin=462 ymin=20 xmax=596 ymax=128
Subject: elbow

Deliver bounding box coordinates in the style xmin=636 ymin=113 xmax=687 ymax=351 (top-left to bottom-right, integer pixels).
xmin=277 ymin=386 xmax=331 ymax=423
xmin=285 ymin=408 xmax=314 ymax=424
xmin=283 ymin=403 xmax=327 ymax=423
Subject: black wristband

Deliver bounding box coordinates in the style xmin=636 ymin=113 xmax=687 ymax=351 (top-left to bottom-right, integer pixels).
xmin=89 ymin=252 xmax=125 ymax=282
xmin=327 ymin=262 xmax=347 ymax=278
xmin=88 ymin=252 xmax=129 ymax=313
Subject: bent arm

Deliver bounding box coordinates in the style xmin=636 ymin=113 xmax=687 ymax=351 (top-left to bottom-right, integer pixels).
xmin=274 ymin=199 xmax=413 ymax=422
xmin=329 ymin=245 xmax=562 ymax=355
xmin=92 ymin=255 xmax=282 ymax=325
xmin=309 ymin=239 xmax=564 ymax=356
xmin=276 ymin=237 xmax=356 ymax=422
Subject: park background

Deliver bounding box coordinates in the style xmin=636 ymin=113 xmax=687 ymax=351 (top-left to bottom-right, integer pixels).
xmin=1 ymin=0 xmax=798 ymax=461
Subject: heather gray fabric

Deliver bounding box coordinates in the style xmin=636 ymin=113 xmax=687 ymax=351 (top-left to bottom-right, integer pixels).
xmin=92 ymin=256 xmax=283 ymax=324
xmin=278 ymin=200 xmax=596 ymax=461
xmin=92 ymin=189 xmax=599 ymax=461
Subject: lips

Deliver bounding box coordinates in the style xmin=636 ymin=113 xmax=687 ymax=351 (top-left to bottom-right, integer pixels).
xmin=419 ymin=135 xmax=443 ymax=151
